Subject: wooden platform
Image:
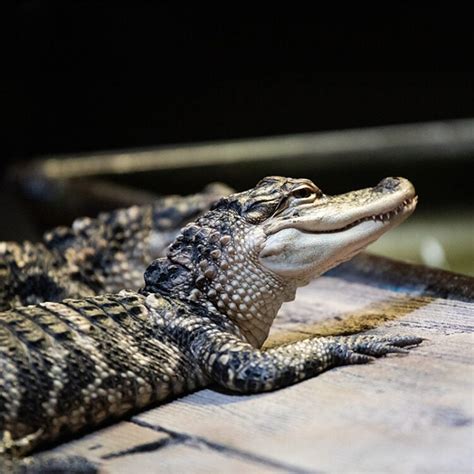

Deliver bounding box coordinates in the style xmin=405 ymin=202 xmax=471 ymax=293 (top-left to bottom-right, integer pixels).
xmin=52 ymin=254 xmax=474 ymax=473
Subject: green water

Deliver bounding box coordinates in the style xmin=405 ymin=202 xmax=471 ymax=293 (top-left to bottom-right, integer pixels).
xmin=368 ymin=211 xmax=474 ymax=276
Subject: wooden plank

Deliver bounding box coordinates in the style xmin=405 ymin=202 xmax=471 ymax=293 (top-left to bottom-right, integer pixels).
xmin=101 ymin=443 xmax=280 ymax=474
xmin=130 ymin=277 xmax=473 ymax=473
xmin=17 ymin=119 xmax=474 ymax=179
xmin=48 ymin=272 xmax=474 ymax=473
xmin=54 ymin=421 xmax=170 ymax=467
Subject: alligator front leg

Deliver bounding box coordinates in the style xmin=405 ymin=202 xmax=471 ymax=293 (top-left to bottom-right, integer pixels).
xmin=192 ymin=331 xmax=423 ymax=393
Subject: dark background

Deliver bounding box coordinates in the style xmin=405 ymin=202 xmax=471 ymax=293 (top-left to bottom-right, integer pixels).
xmin=4 ymin=4 xmax=474 ymax=168
xmin=1 ymin=4 xmax=473 ymax=272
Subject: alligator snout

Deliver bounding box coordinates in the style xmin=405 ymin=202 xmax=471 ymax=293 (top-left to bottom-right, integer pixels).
xmin=375 ymin=177 xmax=402 ymax=192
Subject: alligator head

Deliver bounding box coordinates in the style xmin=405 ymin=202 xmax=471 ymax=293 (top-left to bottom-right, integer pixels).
xmin=258 ymin=176 xmax=417 ymax=281
xmin=144 ymin=176 xmax=417 ymax=347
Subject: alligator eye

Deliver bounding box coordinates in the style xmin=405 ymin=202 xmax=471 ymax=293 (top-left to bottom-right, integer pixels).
xmin=292 ymin=187 xmax=313 ymax=199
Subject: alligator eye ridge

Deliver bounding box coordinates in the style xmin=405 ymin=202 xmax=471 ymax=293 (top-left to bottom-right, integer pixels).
xmin=292 ymin=188 xmax=313 ymax=199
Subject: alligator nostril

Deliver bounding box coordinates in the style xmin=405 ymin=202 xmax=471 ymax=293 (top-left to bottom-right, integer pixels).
xmin=376 ymin=177 xmax=400 ymax=192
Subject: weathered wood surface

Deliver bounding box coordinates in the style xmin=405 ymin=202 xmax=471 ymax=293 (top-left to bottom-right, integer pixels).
xmin=53 ymin=258 xmax=474 ymax=473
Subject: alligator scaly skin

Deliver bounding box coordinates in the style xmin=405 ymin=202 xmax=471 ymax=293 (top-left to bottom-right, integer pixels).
xmin=0 ymin=177 xmax=422 ymax=470
xmin=0 ymin=183 xmax=232 ymax=311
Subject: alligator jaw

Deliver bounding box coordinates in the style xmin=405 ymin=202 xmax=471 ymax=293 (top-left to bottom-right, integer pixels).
xmin=312 ymin=194 xmax=418 ymax=234
xmin=262 ymin=177 xmax=416 ymax=235
xmin=259 ymin=177 xmax=417 ymax=280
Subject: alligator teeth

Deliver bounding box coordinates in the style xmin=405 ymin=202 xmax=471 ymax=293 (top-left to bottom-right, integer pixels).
xmin=318 ymin=196 xmax=416 ymax=234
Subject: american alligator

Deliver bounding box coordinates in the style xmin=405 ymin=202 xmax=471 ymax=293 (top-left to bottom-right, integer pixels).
xmin=0 ymin=183 xmax=233 ymax=311
xmin=0 ymin=176 xmax=421 ymax=471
